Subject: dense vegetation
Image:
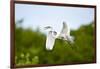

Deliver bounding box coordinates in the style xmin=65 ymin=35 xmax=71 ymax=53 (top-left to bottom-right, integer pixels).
xmin=15 ymin=20 xmax=95 ymax=66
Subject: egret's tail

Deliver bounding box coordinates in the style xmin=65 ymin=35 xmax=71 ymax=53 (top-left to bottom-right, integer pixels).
xmin=70 ymin=36 xmax=74 ymax=44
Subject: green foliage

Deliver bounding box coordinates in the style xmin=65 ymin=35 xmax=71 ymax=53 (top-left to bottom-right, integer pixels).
xmin=15 ymin=20 xmax=95 ymax=66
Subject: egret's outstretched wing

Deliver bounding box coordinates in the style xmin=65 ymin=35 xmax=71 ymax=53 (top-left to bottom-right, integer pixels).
xmin=60 ymin=22 xmax=70 ymax=35
xmin=46 ymin=31 xmax=56 ymax=50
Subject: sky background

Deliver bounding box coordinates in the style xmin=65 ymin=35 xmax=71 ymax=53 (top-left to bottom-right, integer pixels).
xmin=15 ymin=4 xmax=94 ymax=33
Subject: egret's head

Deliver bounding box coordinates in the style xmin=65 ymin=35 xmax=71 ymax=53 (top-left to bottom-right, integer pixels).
xmin=44 ymin=26 xmax=53 ymax=31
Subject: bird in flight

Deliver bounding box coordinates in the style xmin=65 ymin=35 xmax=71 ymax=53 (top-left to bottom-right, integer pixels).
xmin=44 ymin=21 xmax=74 ymax=51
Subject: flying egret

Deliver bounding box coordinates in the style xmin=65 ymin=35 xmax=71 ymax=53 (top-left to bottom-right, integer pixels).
xmin=58 ymin=22 xmax=74 ymax=44
xmin=44 ymin=22 xmax=74 ymax=51
xmin=44 ymin=26 xmax=57 ymax=50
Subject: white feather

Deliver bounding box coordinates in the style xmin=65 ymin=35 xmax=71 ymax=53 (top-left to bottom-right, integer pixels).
xmin=46 ymin=31 xmax=56 ymax=50
xmin=60 ymin=22 xmax=70 ymax=36
xmin=58 ymin=22 xmax=74 ymax=43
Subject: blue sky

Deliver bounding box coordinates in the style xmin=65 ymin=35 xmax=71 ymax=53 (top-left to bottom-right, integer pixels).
xmin=15 ymin=4 xmax=94 ymax=33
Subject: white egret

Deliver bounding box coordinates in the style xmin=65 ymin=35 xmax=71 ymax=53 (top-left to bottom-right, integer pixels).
xmin=44 ymin=22 xmax=74 ymax=51
xmin=44 ymin=26 xmax=57 ymax=50
xmin=58 ymin=22 xmax=74 ymax=44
